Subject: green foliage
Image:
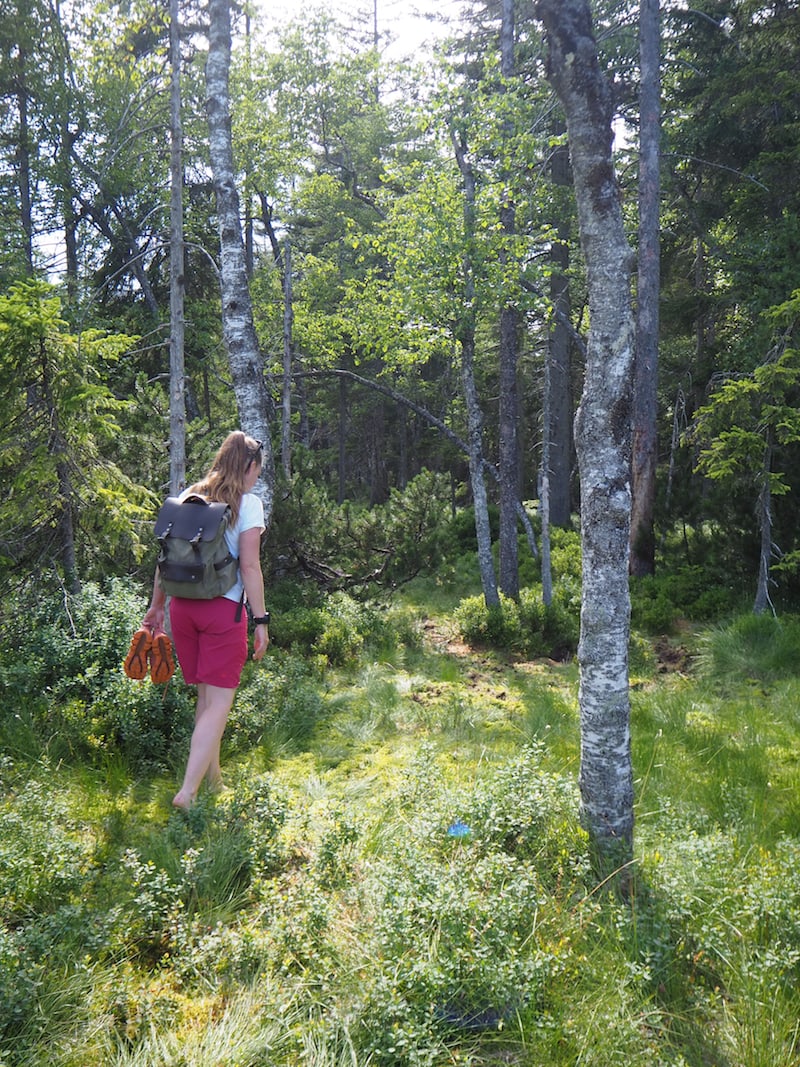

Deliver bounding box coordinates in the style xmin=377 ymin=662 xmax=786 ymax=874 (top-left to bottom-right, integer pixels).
xmin=228 ymin=650 xmax=325 ymax=753
xmin=692 ymin=338 xmax=800 ymax=492
xmin=350 ymin=745 xmax=585 ymax=1064
xmin=0 ymin=579 xmax=193 ymax=770
xmin=270 ymin=585 xmax=420 ymax=667
xmin=110 ymin=776 xmax=289 ymax=970
xmin=267 ymin=469 xmax=454 ymax=594
xmin=0 ymin=768 xmax=94 ymax=923
xmin=697 ymin=612 xmax=800 ymax=683
xmin=0 ymin=281 xmax=153 ymax=586
xmin=630 ymin=563 xmax=744 ymax=633
xmin=454 ymin=585 xmax=579 ymax=658
xmin=0 ymin=604 xmax=800 ymax=1065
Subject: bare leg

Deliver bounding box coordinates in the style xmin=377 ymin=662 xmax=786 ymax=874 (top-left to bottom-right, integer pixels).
xmin=196 ymin=685 xmax=225 ymax=791
xmin=173 ymin=682 xmax=236 ymax=810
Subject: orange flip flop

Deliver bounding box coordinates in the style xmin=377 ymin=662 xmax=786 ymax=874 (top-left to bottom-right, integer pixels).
xmin=124 ymin=627 xmax=153 ymax=680
xmin=149 ymin=631 xmax=175 ymax=684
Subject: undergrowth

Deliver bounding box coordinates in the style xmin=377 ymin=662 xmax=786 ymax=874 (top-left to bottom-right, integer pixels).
xmin=0 ymin=581 xmax=799 ymax=1065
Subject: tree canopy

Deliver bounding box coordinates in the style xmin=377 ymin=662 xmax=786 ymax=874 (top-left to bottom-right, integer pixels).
xmin=0 ymin=0 xmax=799 ymax=609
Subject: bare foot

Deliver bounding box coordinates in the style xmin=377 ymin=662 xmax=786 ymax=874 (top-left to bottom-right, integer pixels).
xmin=172 ymin=790 xmax=195 ymax=811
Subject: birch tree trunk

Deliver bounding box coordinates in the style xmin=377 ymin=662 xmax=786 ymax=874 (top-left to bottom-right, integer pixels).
xmin=536 ymin=0 xmax=636 ymax=879
xmin=630 ymin=0 xmax=661 ymax=576
xmin=281 ymin=237 xmax=293 ymax=479
xmin=498 ymin=0 xmax=520 ymax=600
xmin=15 ymin=43 xmax=34 ymax=274
xmin=548 ymin=128 xmax=574 ymax=529
xmin=169 ymin=0 xmax=186 ymax=494
xmin=452 ymin=126 xmax=500 ymax=609
xmin=206 ymin=0 xmax=274 ymax=520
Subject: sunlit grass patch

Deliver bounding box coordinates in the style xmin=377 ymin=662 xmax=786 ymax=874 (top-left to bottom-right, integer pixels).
xmin=4 ymin=602 xmax=800 ymax=1066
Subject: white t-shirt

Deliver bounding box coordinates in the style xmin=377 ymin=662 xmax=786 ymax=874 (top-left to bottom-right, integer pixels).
xmin=223 ymin=492 xmax=266 ymax=604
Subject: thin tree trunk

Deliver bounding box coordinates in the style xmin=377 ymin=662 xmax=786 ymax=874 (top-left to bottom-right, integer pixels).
xmin=753 ymin=443 xmax=773 ymax=616
xmin=51 ymin=0 xmax=80 ymax=299
xmin=463 ymin=331 xmax=499 ymax=607
xmin=338 ymin=372 xmax=347 ymax=503
xmin=452 ymin=126 xmax=499 ymax=609
xmin=548 ymin=127 xmax=574 ymax=528
xmin=498 ymin=0 xmax=520 ymax=600
xmin=540 ymin=338 xmax=553 ymax=607
xmin=169 ymin=0 xmax=186 ymax=494
xmin=295 ymin=366 xmax=536 ymax=557
xmin=206 ymin=0 xmax=273 ymax=520
xmin=16 ymin=47 xmax=34 ymax=274
xmin=536 ymin=0 xmax=636 ymax=882
xmin=282 ymin=237 xmax=293 ymax=479
xmin=499 ymin=302 xmax=520 ymax=596
xmin=630 ymin=0 xmax=661 ymax=576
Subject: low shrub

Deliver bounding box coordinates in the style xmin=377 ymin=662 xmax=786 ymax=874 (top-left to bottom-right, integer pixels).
xmin=630 ymin=564 xmax=744 ymax=634
xmin=230 ymin=650 xmax=325 ymax=753
xmin=270 ymin=589 xmax=419 ymax=666
xmin=0 ymin=771 xmax=96 ymax=922
xmin=454 ymin=586 xmax=579 ymax=659
xmin=350 ymin=745 xmax=587 ymax=1065
xmin=266 ymin=469 xmax=454 ymax=592
xmin=0 ymin=578 xmax=194 ymax=770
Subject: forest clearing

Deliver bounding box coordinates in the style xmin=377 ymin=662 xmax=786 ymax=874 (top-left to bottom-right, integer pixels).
xmin=3 ymin=0 xmax=800 ymax=1062
xmin=1 ymin=565 xmax=800 ymax=1066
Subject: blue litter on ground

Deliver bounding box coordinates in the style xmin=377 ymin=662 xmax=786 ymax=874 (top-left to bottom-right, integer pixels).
xmin=446 ymin=820 xmax=472 ymax=838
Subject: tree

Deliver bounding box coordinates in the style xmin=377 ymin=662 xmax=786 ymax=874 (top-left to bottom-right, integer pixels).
xmin=692 ymin=293 xmax=800 ymax=615
xmin=535 ymin=0 xmax=636 ymax=880
xmin=205 ymin=0 xmax=273 ymax=520
xmin=497 ymin=0 xmax=520 ymax=599
xmin=659 ymin=0 xmax=800 ymax=556
xmin=451 ymin=120 xmax=500 ymax=607
xmin=630 ymin=0 xmax=660 ymax=576
xmin=0 ymin=281 xmax=152 ymax=589
xmin=169 ymin=0 xmax=186 ymax=493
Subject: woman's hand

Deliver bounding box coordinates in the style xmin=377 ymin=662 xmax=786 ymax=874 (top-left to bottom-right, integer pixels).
xmin=252 ymin=623 xmax=270 ymax=660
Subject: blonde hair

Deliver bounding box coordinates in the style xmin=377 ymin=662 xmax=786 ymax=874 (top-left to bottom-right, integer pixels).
xmin=189 ymin=431 xmax=262 ymax=525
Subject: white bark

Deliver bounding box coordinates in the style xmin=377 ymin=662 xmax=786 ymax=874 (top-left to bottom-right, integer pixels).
xmin=281 ymin=237 xmax=293 ymax=480
xmin=631 ymin=0 xmax=661 ymax=576
xmin=206 ymin=0 xmax=274 ymax=521
xmin=536 ymin=0 xmax=636 ymax=874
xmin=451 ymin=126 xmax=499 ymax=608
xmin=169 ymin=0 xmax=186 ymax=494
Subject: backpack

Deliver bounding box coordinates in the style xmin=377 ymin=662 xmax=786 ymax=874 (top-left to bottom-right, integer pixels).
xmin=154 ymin=493 xmax=239 ymax=599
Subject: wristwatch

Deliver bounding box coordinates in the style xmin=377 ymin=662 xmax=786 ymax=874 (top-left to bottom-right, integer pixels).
xmin=252 ymin=613 xmax=270 ymax=625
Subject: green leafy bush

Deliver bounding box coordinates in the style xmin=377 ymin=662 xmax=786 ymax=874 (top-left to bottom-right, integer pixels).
xmin=630 ymin=564 xmax=743 ymax=634
xmin=115 ymin=775 xmax=289 ymax=967
xmin=230 ymin=650 xmax=325 ymax=753
xmin=266 ymin=469 xmax=453 ymax=591
xmin=549 ymin=526 xmax=582 ymax=583
xmin=454 ymin=586 xmax=578 ymax=658
xmin=0 ymin=579 xmax=194 ymax=769
xmin=0 ymin=769 xmax=102 ymax=1058
xmin=271 ymin=588 xmax=418 ymax=666
xmin=0 ymin=772 xmax=95 ymax=922
xmin=351 ymin=746 xmax=586 ymax=1064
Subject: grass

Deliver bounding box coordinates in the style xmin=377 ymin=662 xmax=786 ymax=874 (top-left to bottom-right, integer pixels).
xmin=2 ymin=605 xmax=800 ymax=1066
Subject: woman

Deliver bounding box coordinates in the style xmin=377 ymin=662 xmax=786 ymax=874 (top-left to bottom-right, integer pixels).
xmin=141 ymin=431 xmax=270 ymax=810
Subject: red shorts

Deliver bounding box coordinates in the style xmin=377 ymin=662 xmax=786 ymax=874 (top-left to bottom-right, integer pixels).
xmin=169 ymin=597 xmax=248 ymax=689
